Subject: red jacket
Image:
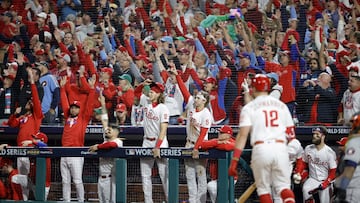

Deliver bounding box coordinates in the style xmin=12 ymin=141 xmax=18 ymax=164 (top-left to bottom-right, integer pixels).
xmin=266 ymin=63 xmax=298 ymax=103
xmin=200 ymin=138 xmax=235 ymax=180
xmin=61 ymin=87 xmax=95 ymax=146
xmin=8 ymin=84 xmax=43 ymax=146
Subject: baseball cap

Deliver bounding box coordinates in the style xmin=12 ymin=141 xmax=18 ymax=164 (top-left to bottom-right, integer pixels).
xmin=37 ymin=12 xmax=47 ymax=19
xmin=59 ymin=21 xmax=71 ymax=30
xmin=337 ymin=137 xmax=348 ymax=146
xmin=32 ymin=132 xmax=48 ymax=143
xmin=2 ymin=11 xmax=12 ymax=19
xmin=35 ymin=61 xmax=49 ymax=69
xmin=70 ymin=100 xmax=81 ymax=108
xmin=204 ymin=77 xmax=217 ymax=85
xmin=312 ymin=126 xmax=327 ymax=135
xmin=58 ymin=53 xmax=71 ymax=63
xmin=177 ymin=48 xmax=190 ymax=55
xmin=118 ymin=74 xmax=132 ymax=84
xmin=115 ymin=103 xmax=126 ymax=112
xmin=150 ymin=82 xmax=165 ymax=93
xmin=134 ymin=55 xmax=149 ymax=63
xmin=6 ymin=61 xmax=18 ymax=70
xmin=266 ymin=72 xmax=279 ymax=83
xmin=100 ymin=67 xmax=113 ymax=77
xmin=219 ymin=125 xmax=233 ymax=136
xmin=174 ymin=36 xmax=186 ymax=41
xmin=279 ymin=50 xmax=290 ymax=56
xmin=160 ymin=36 xmax=173 ymax=44
xmin=238 ymin=52 xmax=251 ymax=60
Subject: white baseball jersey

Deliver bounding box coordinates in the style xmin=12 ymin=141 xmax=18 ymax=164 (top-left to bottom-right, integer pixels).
xmin=342 ymin=90 xmax=360 ymax=124
xmin=288 ymin=138 xmax=304 ymax=165
xmin=164 ymin=79 xmax=184 ymax=116
xmin=143 ymin=102 xmax=169 ymax=144
xmin=185 ymin=96 xmax=213 ymax=143
xmin=239 ymin=95 xmax=294 ymax=145
xmin=302 ymin=144 xmax=337 ymax=181
xmin=99 ymin=138 xmax=123 ymax=175
xmin=131 ymin=94 xmax=150 ymax=126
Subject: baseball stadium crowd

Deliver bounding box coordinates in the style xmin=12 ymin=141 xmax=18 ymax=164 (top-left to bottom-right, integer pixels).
xmin=0 ymin=0 xmax=359 ymax=127
xmin=0 ymin=0 xmax=360 ymax=202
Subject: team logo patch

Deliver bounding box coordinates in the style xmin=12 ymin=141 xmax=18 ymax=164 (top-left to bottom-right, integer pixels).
xmin=346 ymin=147 xmax=356 ymax=155
xmin=41 ymin=81 xmax=47 ymax=87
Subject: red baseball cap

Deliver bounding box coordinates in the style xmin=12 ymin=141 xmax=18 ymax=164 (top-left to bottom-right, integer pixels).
xmin=150 ymin=82 xmax=165 ymax=93
xmin=204 ymin=77 xmax=217 ymax=85
xmin=101 ymin=67 xmax=113 ymax=77
xmin=337 ymin=137 xmax=348 ymax=146
xmin=219 ymin=125 xmax=233 ymax=136
xmin=115 ymin=103 xmax=127 ymax=112
xmin=134 ymin=55 xmax=149 ymax=63
xmin=32 ymin=132 xmax=48 ymax=143
xmin=59 ymin=22 xmax=71 ymax=30
xmin=70 ymin=101 xmax=81 ymax=108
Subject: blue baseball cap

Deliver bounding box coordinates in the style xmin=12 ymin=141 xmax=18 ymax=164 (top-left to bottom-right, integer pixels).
xmin=161 ymin=36 xmax=173 ymax=44
xmin=266 ymin=72 xmax=279 ymax=83
xmin=238 ymin=52 xmax=251 ymax=60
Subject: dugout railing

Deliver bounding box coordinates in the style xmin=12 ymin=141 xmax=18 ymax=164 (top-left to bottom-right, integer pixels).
xmin=0 ymin=146 xmax=243 ymax=203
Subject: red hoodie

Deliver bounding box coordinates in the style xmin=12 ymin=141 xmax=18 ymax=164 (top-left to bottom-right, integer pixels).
xmin=8 ymin=84 xmax=43 ymax=146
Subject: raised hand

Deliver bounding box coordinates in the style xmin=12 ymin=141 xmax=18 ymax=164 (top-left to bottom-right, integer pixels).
xmin=60 ymin=76 xmax=67 ymax=87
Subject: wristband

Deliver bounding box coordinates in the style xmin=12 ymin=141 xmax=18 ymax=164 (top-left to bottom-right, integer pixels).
xmin=232 ymin=148 xmax=242 ymax=161
xmin=101 ymin=113 xmax=108 ymax=121
xmin=155 ymin=139 xmax=163 ymax=148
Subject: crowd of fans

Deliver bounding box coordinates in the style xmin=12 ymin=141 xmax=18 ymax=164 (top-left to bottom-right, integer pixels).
xmin=0 ymin=0 xmax=360 ymax=127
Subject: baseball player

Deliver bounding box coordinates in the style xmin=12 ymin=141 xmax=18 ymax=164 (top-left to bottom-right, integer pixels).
xmin=199 ymin=125 xmax=235 ymax=203
xmin=7 ymin=68 xmax=43 ymax=200
xmin=334 ymin=112 xmax=360 ymax=203
xmin=172 ymin=67 xmax=212 ymax=203
xmin=59 ymin=75 xmax=96 ymax=202
xmin=294 ymin=126 xmax=337 ymax=203
xmin=88 ymin=124 xmax=123 ymax=203
xmin=228 ymin=74 xmax=296 ymax=203
xmin=21 ymin=132 xmax=51 ymax=200
xmin=89 ymin=91 xmax=123 ymax=203
xmin=134 ymin=80 xmax=170 ymax=203
xmin=274 ymin=137 xmax=304 ymax=203
xmin=0 ymin=158 xmax=23 ymax=200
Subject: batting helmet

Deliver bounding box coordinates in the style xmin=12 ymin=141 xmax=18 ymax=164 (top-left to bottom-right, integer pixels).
xmin=350 ymin=112 xmax=360 ymax=133
xmin=251 ymin=74 xmax=271 ymax=91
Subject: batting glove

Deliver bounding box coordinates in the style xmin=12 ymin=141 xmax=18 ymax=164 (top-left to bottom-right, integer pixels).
xmin=241 ymin=80 xmax=249 ymax=93
xmin=292 ymin=173 xmax=301 ymax=184
xmin=228 ymin=159 xmax=238 ymax=177
xmin=308 ymin=185 xmax=322 ymax=195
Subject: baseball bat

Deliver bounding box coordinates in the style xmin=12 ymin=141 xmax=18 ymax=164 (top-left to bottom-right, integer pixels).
xmin=238 ymin=182 xmax=256 ymax=203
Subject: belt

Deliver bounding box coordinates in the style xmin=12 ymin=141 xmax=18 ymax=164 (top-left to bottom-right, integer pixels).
xmin=100 ymin=175 xmax=111 ymax=179
xmin=145 ymin=137 xmax=156 ymax=141
xmin=187 ymin=139 xmax=196 ymax=145
xmin=254 ymin=139 xmax=284 ymax=145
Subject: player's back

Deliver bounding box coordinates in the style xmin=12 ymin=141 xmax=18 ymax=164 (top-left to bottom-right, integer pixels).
xmin=241 ymin=95 xmax=294 ymax=144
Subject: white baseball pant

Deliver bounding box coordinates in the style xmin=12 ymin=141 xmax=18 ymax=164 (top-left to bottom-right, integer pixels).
xmin=140 ymin=157 xmax=168 ymax=203
xmin=60 ymin=157 xmax=85 ymax=202
xmin=98 ymin=174 xmax=116 ymax=203
xmin=17 ymin=157 xmax=30 ymax=200
xmin=302 ymin=177 xmax=332 ymax=203
xmin=185 ymin=158 xmax=207 ymax=203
